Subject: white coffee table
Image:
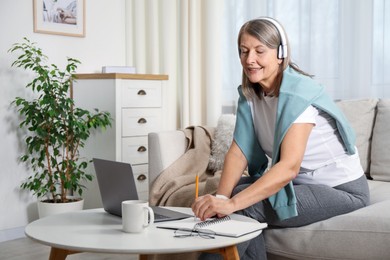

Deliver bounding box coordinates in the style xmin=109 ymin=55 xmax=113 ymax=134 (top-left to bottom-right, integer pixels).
xmin=25 ymin=207 xmax=263 ymax=260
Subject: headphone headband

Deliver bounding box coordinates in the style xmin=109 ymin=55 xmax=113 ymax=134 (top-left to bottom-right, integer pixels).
xmin=257 ymin=17 xmax=288 ymax=59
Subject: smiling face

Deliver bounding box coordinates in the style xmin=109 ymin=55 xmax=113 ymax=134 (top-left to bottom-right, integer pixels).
xmin=239 ymin=32 xmax=282 ymax=93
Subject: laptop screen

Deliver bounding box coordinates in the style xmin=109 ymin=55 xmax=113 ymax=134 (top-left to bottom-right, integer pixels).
xmin=93 ymin=158 xmax=139 ymax=216
xmin=93 ymin=158 xmax=193 ymax=222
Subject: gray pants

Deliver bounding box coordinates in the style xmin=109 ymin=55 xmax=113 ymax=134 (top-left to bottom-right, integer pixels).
xmin=199 ymin=174 xmax=370 ymax=260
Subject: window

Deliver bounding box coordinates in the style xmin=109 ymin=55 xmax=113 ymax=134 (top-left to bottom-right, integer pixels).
xmin=221 ymin=0 xmax=389 ymax=109
xmin=373 ymin=0 xmax=390 ymax=94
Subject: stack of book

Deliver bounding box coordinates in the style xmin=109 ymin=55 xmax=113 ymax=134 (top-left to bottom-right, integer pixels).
xmin=102 ymin=66 xmax=136 ymax=74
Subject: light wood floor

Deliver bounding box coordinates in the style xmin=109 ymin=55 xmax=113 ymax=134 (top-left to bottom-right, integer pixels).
xmin=0 ymin=237 xmax=139 ymax=260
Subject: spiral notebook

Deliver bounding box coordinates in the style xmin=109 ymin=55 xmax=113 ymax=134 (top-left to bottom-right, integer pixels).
xmin=157 ymin=215 xmax=267 ymax=238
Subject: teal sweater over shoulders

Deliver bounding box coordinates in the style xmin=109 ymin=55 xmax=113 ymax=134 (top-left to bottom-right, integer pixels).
xmin=233 ymin=66 xmax=356 ymax=220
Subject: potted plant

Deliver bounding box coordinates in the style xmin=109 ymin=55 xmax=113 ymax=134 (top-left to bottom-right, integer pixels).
xmin=9 ymin=38 xmax=112 ymax=218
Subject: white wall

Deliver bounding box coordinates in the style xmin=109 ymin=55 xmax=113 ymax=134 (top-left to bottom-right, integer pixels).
xmin=0 ymin=0 xmax=126 ymax=241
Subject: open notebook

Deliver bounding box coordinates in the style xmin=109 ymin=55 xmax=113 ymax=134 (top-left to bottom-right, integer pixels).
xmin=157 ymin=215 xmax=267 ymax=238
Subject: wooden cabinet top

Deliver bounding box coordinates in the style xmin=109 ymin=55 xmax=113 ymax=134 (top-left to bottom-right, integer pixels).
xmin=74 ymin=73 xmax=169 ymax=80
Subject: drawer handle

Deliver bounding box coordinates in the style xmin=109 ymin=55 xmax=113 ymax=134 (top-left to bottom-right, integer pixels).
xmin=137 ymin=146 xmax=147 ymax=152
xmin=137 ymin=174 xmax=147 ymax=181
xmin=137 ymin=90 xmax=147 ymax=95
xmin=138 ymin=118 xmax=147 ymax=124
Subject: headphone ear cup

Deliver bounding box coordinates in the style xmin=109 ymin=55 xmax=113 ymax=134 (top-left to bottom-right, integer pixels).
xmin=278 ymin=45 xmax=283 ymax=59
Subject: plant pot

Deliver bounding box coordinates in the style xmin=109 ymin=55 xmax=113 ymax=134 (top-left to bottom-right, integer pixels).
xmin=37 ymin=197 xmax=84 ymax=218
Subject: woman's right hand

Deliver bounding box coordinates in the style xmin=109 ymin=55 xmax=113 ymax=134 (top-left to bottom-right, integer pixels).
xmin=191 ymin=194 xmax=234 ymax=221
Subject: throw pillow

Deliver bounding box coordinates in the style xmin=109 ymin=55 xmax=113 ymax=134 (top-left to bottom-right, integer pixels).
xmin=336 ymin=98 xmax=378 ymax=175
xmin=208 ymin=114 xmax=236 ymax=172
xmin=370 ymin=99 xmax=390 ymax=181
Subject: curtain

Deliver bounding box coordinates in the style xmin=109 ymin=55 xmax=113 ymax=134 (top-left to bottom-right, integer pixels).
xmin=125 ymin=0 xmax=390 ymax=128
xmin=221 ymin=0 xmax=390 ymax=104
xmin=125 ymin=0 xmax=223 ymax=128
xmin=373 ymin=0 xmax=390 ymax=96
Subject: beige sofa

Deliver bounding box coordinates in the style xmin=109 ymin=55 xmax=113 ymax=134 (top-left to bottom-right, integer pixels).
xmin=148 ymin=99 xmax=390 ymax=260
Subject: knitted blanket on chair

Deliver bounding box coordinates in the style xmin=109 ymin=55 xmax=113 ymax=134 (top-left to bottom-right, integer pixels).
xmin=149 ymin=125 xmax=221 ymax=207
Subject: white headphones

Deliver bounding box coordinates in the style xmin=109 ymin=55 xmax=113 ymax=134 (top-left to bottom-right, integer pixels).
xmin=257 ymin=17 xmax=288 ymax=59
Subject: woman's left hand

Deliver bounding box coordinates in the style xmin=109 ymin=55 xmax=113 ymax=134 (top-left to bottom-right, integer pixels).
xmin=191 ymin=194 xmax=235 ymax=221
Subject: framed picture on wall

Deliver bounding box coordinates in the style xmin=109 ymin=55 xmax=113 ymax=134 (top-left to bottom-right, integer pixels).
xmin=33 ymin=0 xmax=85 ymax=37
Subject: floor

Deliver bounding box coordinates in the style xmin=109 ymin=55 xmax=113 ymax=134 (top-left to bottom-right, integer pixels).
xmin=0 ymin=237 xmax=139 ymax=260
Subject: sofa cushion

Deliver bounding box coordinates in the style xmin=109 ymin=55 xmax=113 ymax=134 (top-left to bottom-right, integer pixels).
xmin=265 ymin=180 xmax=390 ymax=260
xmin=370 ymin=99 xmax=390 ymax=181
xmin=208 ymin=114 xmax=236 ymax=172
xmin=368 ymin=179 xmax=390 ymax=204
xmin=336 ymin=99 xmax=378 ymax=175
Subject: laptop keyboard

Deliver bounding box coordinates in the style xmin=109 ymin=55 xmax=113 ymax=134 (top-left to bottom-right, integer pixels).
xmin=154 ymin=213 xmax=167 ymax=220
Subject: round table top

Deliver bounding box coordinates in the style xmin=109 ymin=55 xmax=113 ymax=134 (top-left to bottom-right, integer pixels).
xmin=25 ymin=207 xmax=263 ymax=255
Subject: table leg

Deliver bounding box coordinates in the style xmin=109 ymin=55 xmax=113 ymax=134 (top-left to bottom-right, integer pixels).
xmin=203 ymin=245 xmax=239 ymax=260
xmin=218 ymin=245 xmax=239 ymax=260
xmin=49 ymin=247 xmax=79 ymax=260
xmin=139 ymin=245 xmax=239 ymax=260
xmin=139 ymin=254 xmax=148 ymax=260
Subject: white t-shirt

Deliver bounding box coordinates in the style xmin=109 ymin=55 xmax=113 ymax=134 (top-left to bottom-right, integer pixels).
xmin=248 ymin=95 xmax=363 ymax=187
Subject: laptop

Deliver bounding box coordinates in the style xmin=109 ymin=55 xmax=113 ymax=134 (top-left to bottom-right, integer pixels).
xmin=93 ymin=158 xmax=192 ymax=222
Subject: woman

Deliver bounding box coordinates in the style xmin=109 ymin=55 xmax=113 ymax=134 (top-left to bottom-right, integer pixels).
xmin=192 ymin=17 xmax=370 ymax=259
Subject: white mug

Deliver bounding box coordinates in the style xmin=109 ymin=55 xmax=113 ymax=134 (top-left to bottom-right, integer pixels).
xmin=121 ymin=200 xmax=154 ymax=233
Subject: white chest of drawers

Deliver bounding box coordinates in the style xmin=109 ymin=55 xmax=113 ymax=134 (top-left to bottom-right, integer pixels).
xmin=72 ymin=73 xmax=169 ymax=209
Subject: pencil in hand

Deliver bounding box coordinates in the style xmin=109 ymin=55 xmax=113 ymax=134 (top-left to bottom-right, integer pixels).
xmin=194 ymin=173 xmax=199 ymax=220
